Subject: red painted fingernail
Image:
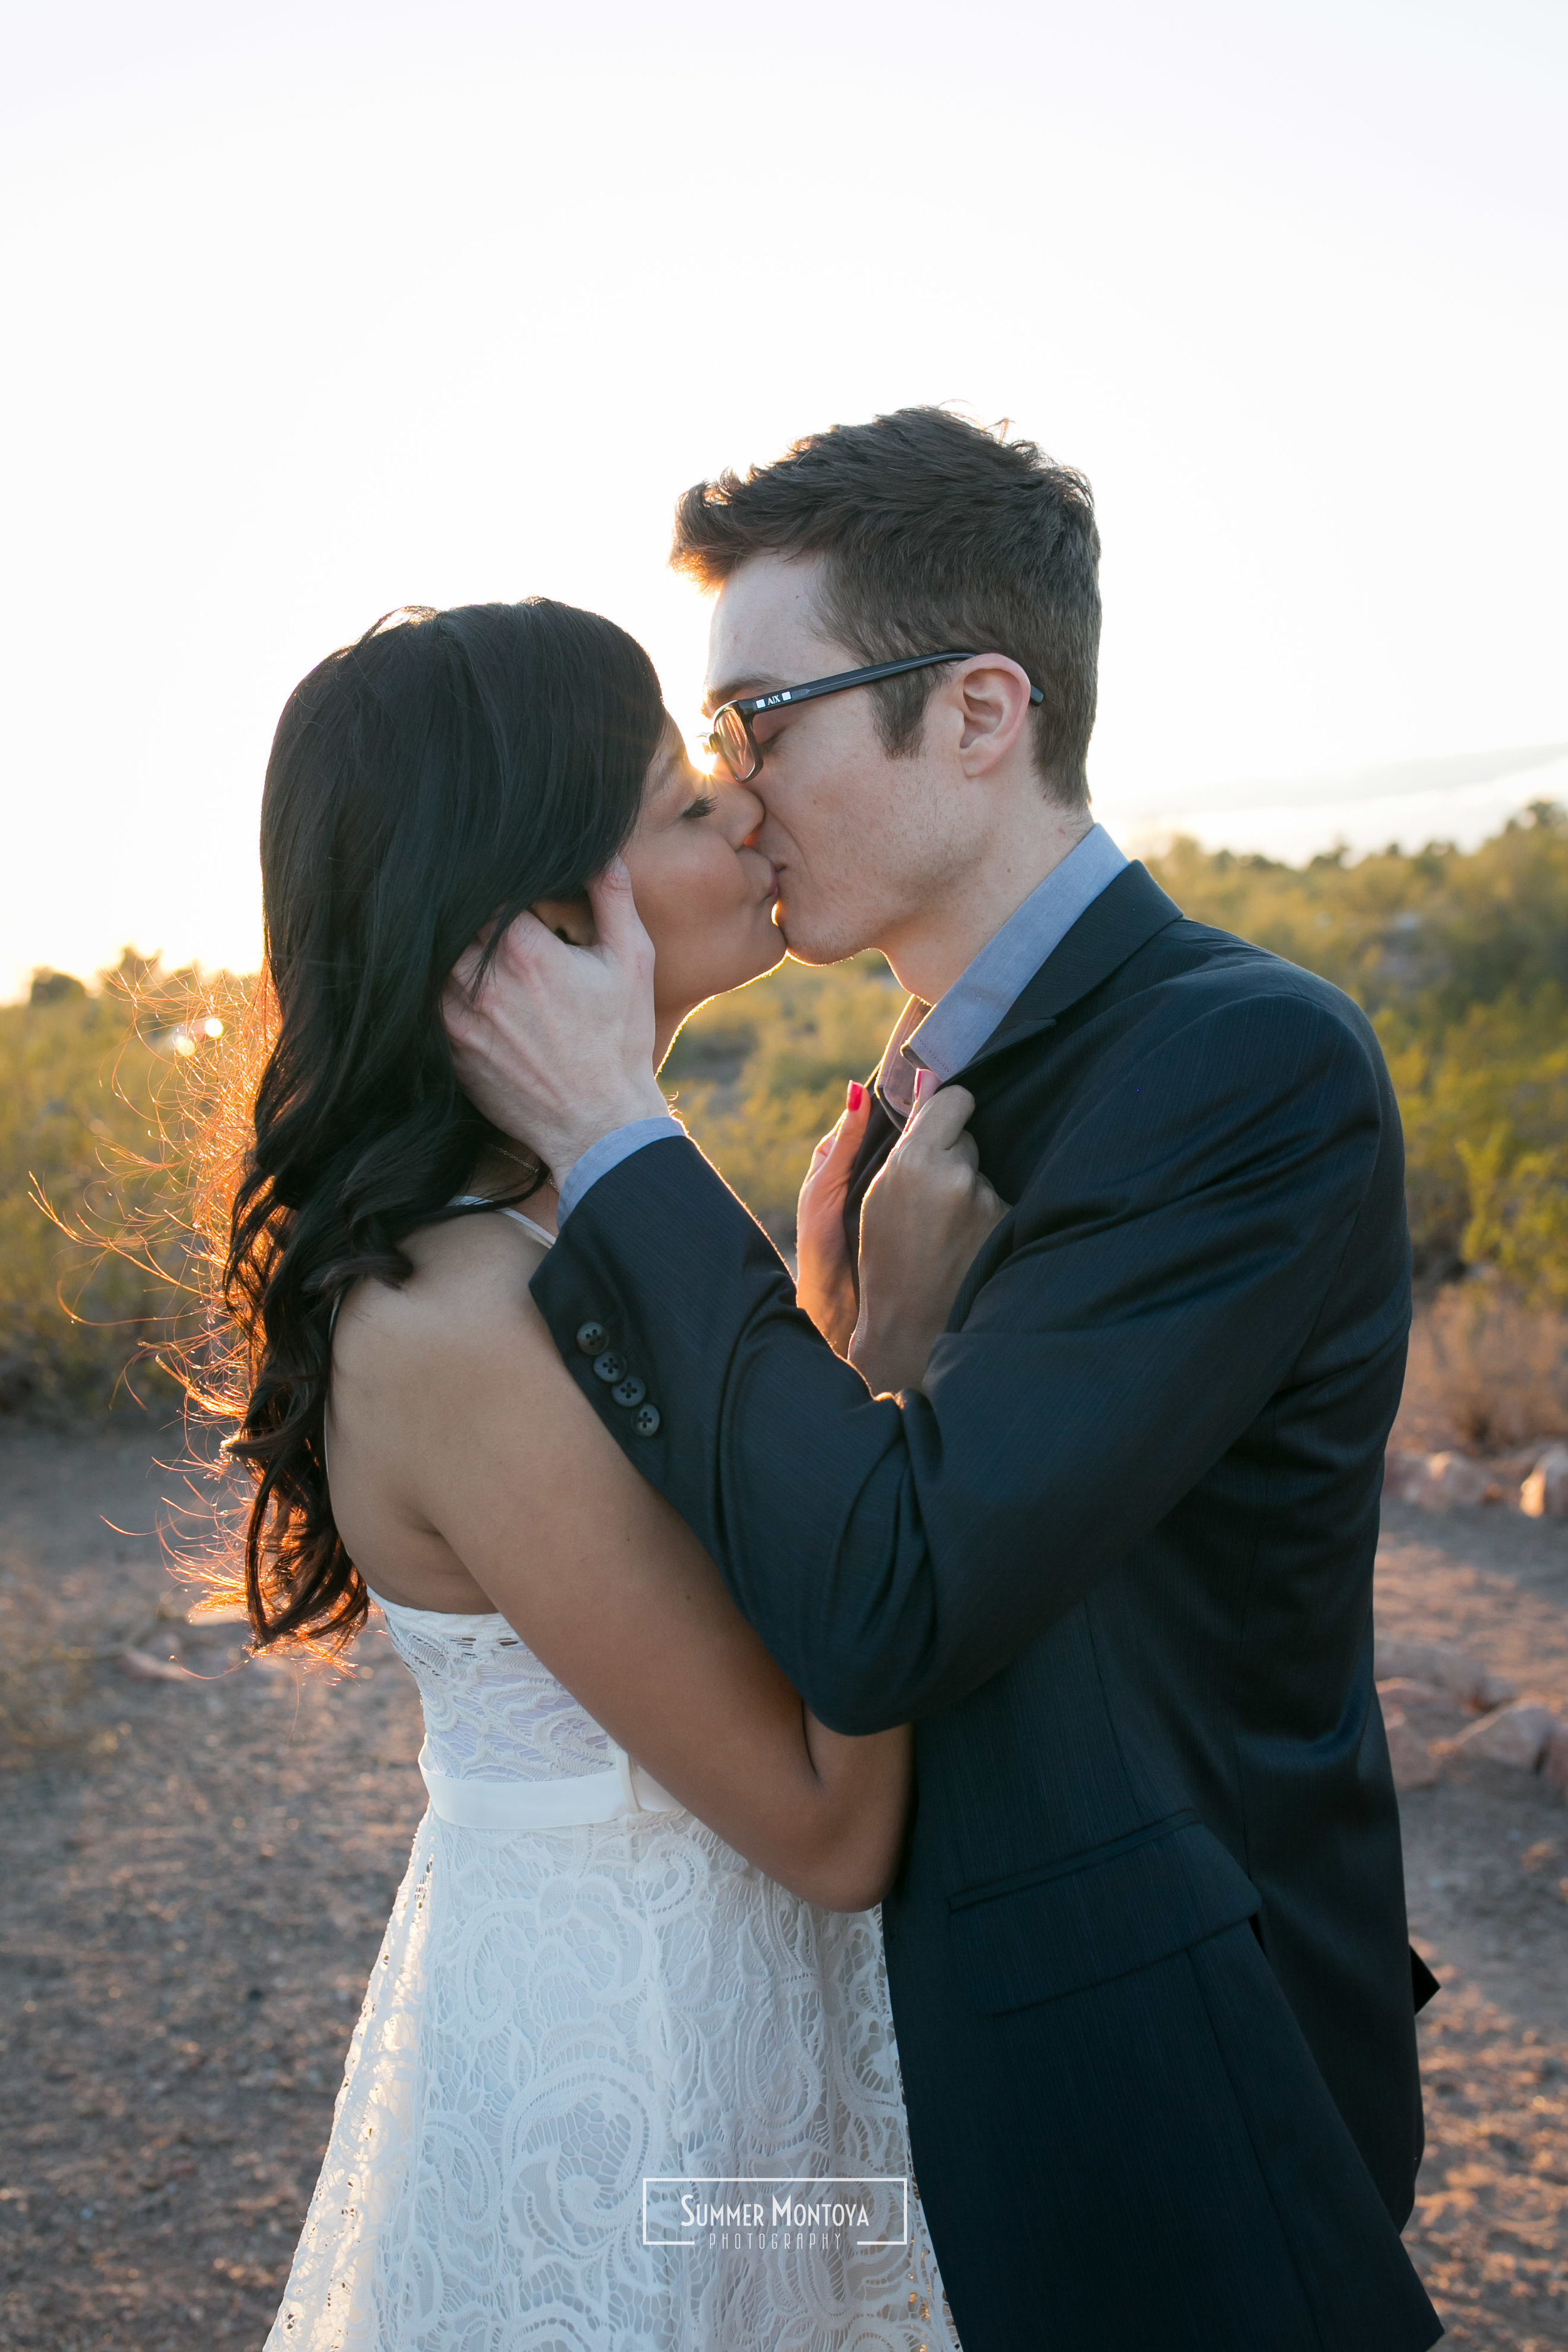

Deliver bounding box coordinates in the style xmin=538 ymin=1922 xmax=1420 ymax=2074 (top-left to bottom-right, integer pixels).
xmin=913 ymin=1067 xmax=937 ymax=1105
xmin=847 ymin=1081 xmax=865 ymax=1112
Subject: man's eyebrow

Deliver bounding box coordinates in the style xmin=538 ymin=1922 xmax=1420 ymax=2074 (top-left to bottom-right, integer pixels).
xmin=701 ymin=674 xmax=784 ymax=718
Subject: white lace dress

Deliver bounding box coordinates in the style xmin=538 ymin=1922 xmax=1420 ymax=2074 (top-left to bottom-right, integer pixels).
xmin=265 ymin=1596 xmax=958 ymax=2351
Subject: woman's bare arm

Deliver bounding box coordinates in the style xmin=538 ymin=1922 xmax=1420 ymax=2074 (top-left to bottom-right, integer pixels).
xmin=327 ymin=1217 xmax=911 ymax=1911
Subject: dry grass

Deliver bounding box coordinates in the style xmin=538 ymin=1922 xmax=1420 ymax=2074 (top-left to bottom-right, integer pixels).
xmin=0 ymin=956 xmax=263 ymax=1426
xmin=0 ymin=1636 xmax=96 ymax=1764
xmin=1395 ymin=1286 xmax=1568 ymax=1456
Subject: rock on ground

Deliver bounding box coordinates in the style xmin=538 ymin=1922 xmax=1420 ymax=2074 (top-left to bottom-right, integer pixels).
xmin=1523 ymin=1447 xmax=1568 ymax=1523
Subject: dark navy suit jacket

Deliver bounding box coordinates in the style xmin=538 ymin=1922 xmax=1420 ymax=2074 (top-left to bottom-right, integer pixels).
xmin=531 ymin=864 xmax=1442 ymax=2351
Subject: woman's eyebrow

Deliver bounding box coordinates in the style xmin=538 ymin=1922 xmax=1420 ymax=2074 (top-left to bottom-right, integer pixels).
xmin=651 ymin=747 xmax=694 ymax=803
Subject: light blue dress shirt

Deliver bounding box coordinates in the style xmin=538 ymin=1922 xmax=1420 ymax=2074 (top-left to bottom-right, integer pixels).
xmin=558 ymin=824 xmax=1128 ymax=1221
xmin=872 ymin=822 xmax=1127 ymax=1123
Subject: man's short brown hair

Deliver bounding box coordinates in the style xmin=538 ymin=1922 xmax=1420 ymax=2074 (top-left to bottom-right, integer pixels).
xmin=670 ymin=406 xmax=1101 ymax=808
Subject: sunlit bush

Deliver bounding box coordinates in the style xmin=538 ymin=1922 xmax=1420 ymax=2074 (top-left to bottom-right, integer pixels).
xmin=0 ymin=953 xmax=249 ymax=1413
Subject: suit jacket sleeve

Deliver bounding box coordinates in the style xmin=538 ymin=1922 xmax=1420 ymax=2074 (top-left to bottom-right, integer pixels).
xmin=531 ymin=989 xmax=1391 ymax=1732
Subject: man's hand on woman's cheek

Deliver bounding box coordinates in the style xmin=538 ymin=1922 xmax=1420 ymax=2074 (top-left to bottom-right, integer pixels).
xmin=442 ymin=861 xmax=668 ymax=1182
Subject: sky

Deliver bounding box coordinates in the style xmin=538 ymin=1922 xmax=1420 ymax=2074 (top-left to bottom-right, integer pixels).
xmin=2 ymin=0 xmax=1564 ymax=997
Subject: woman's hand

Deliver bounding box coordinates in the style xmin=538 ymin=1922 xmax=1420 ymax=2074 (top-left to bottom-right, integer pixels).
xmin=795 ymin=1082 xmax=874 ymax=1357
xmin=850 ymin=1080 xmax=1009 ymax=1396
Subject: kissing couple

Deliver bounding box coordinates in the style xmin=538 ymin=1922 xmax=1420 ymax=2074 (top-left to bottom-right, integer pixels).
xmin=226 ymin=409 xmax=1442 ymax=2350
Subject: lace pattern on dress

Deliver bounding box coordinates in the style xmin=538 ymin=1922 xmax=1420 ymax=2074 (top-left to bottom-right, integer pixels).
xmin=268 ymin=1602 xmax=959 ymax=2349
xmin=376 ymin=1597 xmax=615 ymax=1782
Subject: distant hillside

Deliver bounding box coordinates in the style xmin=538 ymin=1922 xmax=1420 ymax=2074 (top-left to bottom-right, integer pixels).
xmin=671 ymin=801 xmax=1568 ymax=1296
xmin=1146 ymin=803 xmax=1568 ymax=1293
xmin=3 ymin=804 xmax=1564 ymax=1412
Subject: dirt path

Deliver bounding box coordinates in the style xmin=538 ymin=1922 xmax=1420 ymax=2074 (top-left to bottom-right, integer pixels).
xmin=1378 ymin=1498 xmax=1568 ymax=2348
xmin=0 ymin=1421 xmax=428 ymax=2348
xmin=2 ymin=1433 xmax=1567 ymax=2349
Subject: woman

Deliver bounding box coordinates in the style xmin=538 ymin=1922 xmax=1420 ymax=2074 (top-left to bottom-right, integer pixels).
xmin=220 ymin=600 xmax=995 ymax=2349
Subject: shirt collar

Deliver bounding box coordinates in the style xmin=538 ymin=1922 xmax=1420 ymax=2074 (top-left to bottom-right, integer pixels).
xmin=874 ymin=824 xmax=1128 ymax=1121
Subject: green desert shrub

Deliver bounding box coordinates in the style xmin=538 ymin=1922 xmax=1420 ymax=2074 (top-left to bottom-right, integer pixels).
xmin=0 ymin=955 xmax=243 ymax=1413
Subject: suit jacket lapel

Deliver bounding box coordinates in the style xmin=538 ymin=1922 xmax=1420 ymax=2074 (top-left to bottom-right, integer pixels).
xmin=839 ymin=862 xmax=1182 ymax=1270
xmin=955 ymin=861 xmax=1182 ymax=1082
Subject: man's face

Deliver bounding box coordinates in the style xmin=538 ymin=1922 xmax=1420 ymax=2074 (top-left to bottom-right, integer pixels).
xmin=702 ymin=553 xmax=970 ymax=968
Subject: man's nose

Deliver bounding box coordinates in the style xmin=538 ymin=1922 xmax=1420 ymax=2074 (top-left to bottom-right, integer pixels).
xmin=721 ymin=780 xmax=767 ymax=844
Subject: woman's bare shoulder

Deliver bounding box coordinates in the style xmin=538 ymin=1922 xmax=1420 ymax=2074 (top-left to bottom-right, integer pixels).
xmin=332 ymin=1207 xmax=557 ymax=1397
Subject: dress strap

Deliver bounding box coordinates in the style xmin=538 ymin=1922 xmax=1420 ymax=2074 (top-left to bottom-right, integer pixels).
xmin=450 ymin=1194 xmax=556 ymax=1249
xmin=494 ymin=1206 xmax=556 ymax=1248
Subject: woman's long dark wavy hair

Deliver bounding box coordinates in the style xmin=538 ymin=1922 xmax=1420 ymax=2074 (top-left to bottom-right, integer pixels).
xmin=219 ymin=600 xmax=664 ymax=1653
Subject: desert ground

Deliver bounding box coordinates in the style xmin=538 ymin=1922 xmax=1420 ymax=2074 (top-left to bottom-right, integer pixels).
xmin=2 ymin=1418 xmax=1567 ymax=2351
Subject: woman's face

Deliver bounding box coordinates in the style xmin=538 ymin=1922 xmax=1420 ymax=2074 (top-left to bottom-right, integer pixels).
xmin=620 ymin=721 xmax=783 ymax=1023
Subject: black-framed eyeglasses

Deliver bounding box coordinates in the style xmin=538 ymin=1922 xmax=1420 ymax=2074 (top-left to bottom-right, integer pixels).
xmin=701 ymin=650 xmax=1044 ymax=785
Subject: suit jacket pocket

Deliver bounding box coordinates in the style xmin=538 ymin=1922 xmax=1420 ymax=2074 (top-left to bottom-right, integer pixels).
xmin=948 ymin=1812 xmax=1261 ymax=2015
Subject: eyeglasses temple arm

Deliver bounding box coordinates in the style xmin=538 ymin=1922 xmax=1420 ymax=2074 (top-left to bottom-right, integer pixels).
xmin=738 ymin=651 xmax=1042 ymax=715
xmin=738 ymin=651 xmax=973 ymax=716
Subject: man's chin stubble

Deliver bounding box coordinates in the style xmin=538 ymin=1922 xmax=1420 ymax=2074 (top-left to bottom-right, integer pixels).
xmin=771 ymin=911 xmax=870 ymax=968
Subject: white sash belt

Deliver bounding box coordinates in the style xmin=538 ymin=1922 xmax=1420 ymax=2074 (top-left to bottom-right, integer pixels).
xmin=418 ymin=1742 xmax=684 ymax=1831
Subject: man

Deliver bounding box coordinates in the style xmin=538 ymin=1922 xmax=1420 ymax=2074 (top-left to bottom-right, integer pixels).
xmin=447 ymin=410 xmax=1441 ymax=2349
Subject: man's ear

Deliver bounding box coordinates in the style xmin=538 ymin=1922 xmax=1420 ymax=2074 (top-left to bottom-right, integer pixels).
xmin=952 ymin=657 xmax=1036 ymax=776
xmin=531 ymin=894 xmax=595 ymax=946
